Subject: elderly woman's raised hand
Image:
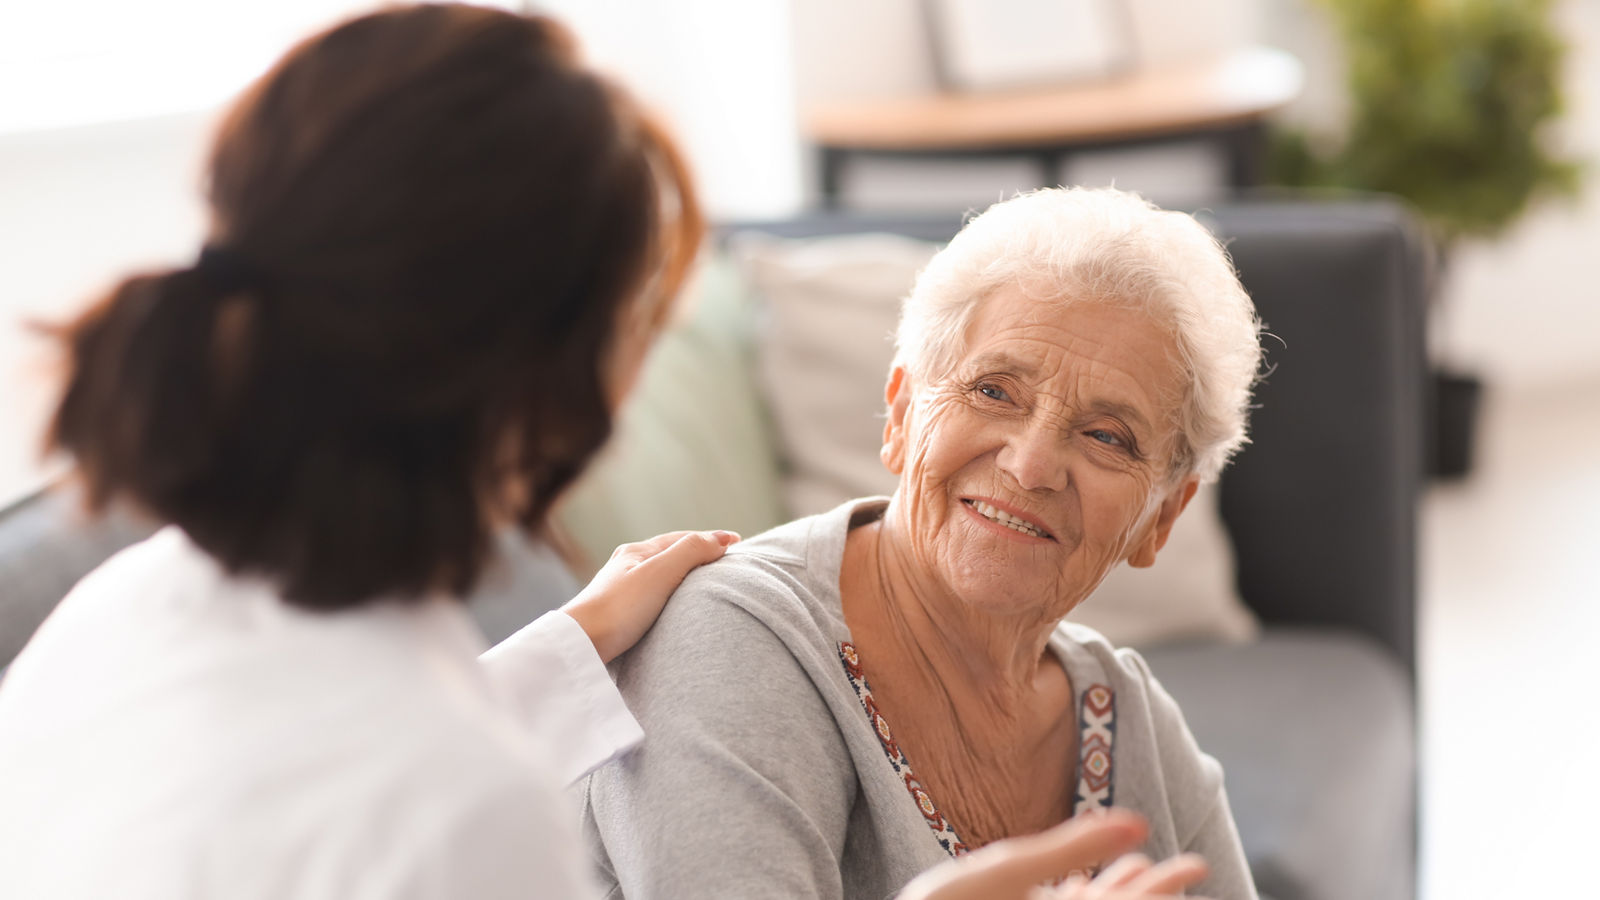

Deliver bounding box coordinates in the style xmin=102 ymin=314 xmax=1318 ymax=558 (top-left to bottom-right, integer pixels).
xmin=898 ymin=810 xmax=1210 ymax=900
xmin=1043 ymin=850 xmax=1210 ymax=900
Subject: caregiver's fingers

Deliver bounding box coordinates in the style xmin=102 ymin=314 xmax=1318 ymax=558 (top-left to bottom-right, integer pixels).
xmin=609 ymin=530 xmax=695 ymax=561
xmin=631 ymin=530 xmax=740 ymax=580
xmin=570 ymin=530 xmax=739 ymax=663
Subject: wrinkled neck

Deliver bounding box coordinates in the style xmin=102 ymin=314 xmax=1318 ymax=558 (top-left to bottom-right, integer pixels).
xmin=839 ymin=501 xmax=1079 ymax=845
xmin=841 ymin=506 xmax=1065 ymax=719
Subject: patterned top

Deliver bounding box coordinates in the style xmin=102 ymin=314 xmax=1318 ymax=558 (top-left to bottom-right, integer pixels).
xmin=836 ymin=641 xmax=1118 ymax=859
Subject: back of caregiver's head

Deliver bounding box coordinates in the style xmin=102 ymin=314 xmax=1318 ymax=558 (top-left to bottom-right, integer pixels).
xmin=45 ymin=3 xmax=702 ymax=612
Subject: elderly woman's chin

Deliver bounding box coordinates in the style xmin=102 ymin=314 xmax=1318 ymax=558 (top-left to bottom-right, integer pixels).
xmin=931 ymin=515 xmax=1102 ymax=621
xmin=950 ymin=563 xmax=1096 ymax=621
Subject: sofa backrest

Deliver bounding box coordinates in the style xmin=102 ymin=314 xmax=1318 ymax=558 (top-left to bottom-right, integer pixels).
xmin=1203 ymin=202 xmax=1425 ymax=672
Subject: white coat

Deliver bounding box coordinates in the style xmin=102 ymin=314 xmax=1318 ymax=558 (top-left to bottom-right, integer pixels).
xmin=0 ymin=527 xmax=641 ymax=899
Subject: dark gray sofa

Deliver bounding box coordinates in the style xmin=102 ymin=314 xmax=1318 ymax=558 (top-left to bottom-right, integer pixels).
xmin=0 ymin=198 xmax=1423 ymax=900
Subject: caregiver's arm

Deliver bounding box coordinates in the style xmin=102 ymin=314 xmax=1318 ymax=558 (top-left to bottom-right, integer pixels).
xmin=481 ymin=530 xmax=738 ymax=785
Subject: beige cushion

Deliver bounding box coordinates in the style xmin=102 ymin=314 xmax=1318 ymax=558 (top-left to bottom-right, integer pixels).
xmin=733 ymin=232 xmax=1257 ymax=649
xmin=734 ymin=232 xmax=939 ymax=517
xmin=1071 ymin=481 xmax=1257 ymax=645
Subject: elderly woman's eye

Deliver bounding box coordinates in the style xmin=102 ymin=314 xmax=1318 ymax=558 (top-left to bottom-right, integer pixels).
xmin=1088 ymin=429 xmax=1123 ymax=446
xmin=977 ymin=383 xmax=1011 ymax=402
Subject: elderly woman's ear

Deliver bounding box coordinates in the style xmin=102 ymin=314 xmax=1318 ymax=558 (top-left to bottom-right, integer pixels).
xmin=880 ymin=365 xmax=913 ymax=475
xmin=1126 ymin=477 xmax=1201 ymax=568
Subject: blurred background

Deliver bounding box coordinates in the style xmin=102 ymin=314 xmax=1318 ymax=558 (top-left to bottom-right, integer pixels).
xmin=1 ymin=2 xmax=1596 ymax=899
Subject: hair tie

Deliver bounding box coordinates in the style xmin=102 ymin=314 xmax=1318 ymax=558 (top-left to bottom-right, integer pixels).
xmin=195 ymin=244 xmax=268 ymax=293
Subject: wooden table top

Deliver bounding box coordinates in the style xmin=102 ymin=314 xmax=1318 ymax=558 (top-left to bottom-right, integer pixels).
xmin=803 ymin=46 xmax=1303 ymax=150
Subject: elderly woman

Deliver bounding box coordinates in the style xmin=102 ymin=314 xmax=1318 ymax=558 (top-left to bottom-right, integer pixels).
xmin=582 ymin=187 xmax=1263 ymax=899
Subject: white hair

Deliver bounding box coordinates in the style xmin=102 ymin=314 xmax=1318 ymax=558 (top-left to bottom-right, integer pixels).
xmin=893 ymin=187 xmax=1263 ymax=483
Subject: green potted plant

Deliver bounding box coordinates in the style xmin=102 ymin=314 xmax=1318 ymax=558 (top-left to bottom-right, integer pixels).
xmin=1271 ymin=0 xmax=1583 ymax=478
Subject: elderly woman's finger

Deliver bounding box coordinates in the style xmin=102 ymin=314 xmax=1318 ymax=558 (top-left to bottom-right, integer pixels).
xmin=1121 ymin=853 xmax=1209 ymax=896
xmin=1086 ymin=852 xmax=1152 ymax=891
xmin=985 ymin=811 xmax=1152 ymax=891
xmin=1048 ymin=893 xmax=1214 ymax=900
xmin=900 ymin=810 xmax=1151 ymax=900
xmin=1029 ymin=873 xmax=1088 ymax=899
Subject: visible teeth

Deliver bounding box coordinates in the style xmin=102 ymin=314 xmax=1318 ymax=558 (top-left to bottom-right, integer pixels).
xmin=968 ymin=500 xmax=1045 ymax=538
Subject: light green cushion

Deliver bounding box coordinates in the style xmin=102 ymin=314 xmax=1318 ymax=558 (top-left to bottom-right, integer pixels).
xmin=553 ymin=253 xmax=786 ymax=572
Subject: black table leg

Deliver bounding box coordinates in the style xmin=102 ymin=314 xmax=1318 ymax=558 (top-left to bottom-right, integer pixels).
xmin=1222 ymin=120 xmax=1269 ymax=189
xmin=1034 ymin=150 xmax=1060 ymax=189
xmin=819 ymin=146 xmax=846 ymax=210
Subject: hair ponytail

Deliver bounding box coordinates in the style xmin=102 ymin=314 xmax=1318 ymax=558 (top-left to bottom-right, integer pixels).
xmin=49 ymin=266 xmax=250 ymax=515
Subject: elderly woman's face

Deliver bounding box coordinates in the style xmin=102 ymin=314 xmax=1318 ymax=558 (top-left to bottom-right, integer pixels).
xmin=882 ymin=284 xmax=1197 ymax=620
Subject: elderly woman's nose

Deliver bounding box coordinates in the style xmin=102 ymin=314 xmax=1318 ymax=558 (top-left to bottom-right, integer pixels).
xmin=995 ymin=424 xmax=1070 ymax=492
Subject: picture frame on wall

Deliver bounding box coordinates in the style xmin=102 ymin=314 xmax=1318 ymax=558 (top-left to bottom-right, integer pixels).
xmin=924 ymin=0 xmax=1135 ymax=92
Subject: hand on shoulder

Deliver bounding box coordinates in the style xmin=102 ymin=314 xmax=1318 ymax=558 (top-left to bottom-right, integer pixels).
xmin=562 ymin=530 xmax=740 ymax=663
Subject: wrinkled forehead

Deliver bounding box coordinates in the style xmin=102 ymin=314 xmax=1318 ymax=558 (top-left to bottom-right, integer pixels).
xmin=931 ymin=270 xmax=1163 ymax=356
xmin=951 ymin=285 xmax=1189 ymax=423
xmin=961 ymin=281 xmax=1181 ymax=368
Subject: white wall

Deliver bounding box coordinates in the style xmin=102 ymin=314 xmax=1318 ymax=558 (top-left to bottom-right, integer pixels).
xmin=0 ymin=112 xmax=217 ymax=502
xmin=540 ymin=0 xmax=801 ymax=218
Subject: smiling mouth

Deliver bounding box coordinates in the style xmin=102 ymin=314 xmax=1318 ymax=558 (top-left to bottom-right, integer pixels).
xmin=961 ymin=499 xmax=1054 ymax=540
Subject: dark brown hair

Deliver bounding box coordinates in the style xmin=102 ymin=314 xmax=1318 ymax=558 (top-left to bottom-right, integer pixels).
xmin=47 ymin=4 xmax=702 ymax=610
